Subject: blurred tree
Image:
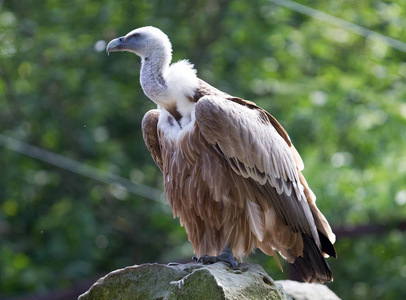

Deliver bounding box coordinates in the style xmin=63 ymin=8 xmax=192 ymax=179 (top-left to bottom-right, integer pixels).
xmin=1 ymin=0 xmax=406 ymax=299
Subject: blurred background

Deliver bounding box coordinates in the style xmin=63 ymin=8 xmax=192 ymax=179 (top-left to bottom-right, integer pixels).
xmin=1 ymin=0 xmax=406 ymax=299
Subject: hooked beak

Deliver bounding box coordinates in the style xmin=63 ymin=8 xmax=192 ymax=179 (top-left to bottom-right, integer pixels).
xmin=106 ymin=36 xmax=125 ymax=55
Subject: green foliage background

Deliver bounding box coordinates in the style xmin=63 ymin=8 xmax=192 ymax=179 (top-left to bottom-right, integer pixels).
xmin=1 ymin=0 xmax=406 ymax=299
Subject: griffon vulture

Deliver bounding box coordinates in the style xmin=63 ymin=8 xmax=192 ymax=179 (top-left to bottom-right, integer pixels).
xmin=106 ymin=26 xmax=336 ymax=283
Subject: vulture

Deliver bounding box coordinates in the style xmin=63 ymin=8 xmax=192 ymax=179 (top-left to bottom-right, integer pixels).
xmin=106 ymin=26 xmax=336 ymax=283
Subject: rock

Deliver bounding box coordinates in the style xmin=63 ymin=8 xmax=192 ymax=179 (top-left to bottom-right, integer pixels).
xmin=78 ymin=262 xmax=286 ymax=300
xmin=277 ymin=280 xmax=341 ymax=300
xmin=78 ymin=262 xmax=341 ymax=300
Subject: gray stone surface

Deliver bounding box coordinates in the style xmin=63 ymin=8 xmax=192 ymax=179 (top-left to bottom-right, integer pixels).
xmin=277 ymin=280 xmax=341 ymax=300
xmin=79 ymin=262 xmax=286 ymax=300
xmin=78 ymin=262 xmax=340 ymax=300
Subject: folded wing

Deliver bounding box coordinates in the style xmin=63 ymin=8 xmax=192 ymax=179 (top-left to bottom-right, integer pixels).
xmin=195 ymin=95 xmax=336 ymax=283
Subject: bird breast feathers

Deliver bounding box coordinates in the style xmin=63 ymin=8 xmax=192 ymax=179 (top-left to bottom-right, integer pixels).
xmin=157 ymin=108 xmax=197 ymax=143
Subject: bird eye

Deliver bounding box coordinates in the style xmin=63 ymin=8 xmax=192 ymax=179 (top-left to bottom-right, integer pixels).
xmin=133 ymin=33 xmax=140 ymax=39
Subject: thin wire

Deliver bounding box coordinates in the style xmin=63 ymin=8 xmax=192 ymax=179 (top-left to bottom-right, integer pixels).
xmin=269 ymin=0 xmax=406 ymax=53
xmin=0 ymin=134 xmax=163 ymax=202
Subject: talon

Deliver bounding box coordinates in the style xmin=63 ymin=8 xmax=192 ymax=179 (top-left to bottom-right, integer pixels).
xmin=193 ymin=245 xmax=239 ymax=268
xmin=197 ymin=255 xmax=211 ymax=264
xmin=230 ymin=259 xmax=239 ymax=269
xmin=195 ymin=253 xmax=238 ymax=269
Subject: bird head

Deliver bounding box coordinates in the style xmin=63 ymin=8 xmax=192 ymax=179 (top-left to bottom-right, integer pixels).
xmin=106 ymin=26 xmax=172 ymax=60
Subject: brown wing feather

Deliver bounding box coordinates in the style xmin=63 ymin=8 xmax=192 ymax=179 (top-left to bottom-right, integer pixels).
xmin=195 ymin=96 xmax=316 ymax=234
xmin=195 ymin=94 xmax=335 ymax=283
xmin=229 ymin=96 xmax=292 ymax=148
xmin=142 ymin=109 xmax=163 ymax=171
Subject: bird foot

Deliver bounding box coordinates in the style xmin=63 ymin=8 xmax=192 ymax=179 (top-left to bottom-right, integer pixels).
xmin=194 ymin=250 xmax=239 ymax=269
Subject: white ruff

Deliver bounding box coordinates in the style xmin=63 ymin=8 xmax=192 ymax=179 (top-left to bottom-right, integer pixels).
xmin=164 ymin=59 xmax=199 ymax=119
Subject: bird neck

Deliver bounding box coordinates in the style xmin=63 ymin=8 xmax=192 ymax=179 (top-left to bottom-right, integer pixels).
xmin=140 ymin=51 xmax=171 ymax=106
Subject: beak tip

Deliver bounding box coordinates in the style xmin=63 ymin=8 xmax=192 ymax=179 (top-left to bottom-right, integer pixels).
xmin=106 ymin=37 xmax=124 ymax=56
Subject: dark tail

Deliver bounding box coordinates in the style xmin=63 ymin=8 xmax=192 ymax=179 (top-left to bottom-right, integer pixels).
xmin=292 ymin=233 xmax=336 ymax=283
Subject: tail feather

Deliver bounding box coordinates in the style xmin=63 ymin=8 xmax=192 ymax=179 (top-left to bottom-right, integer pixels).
xmin=319 ymin=230 xmax=337 ymax=258
xmin=292 ymin=234 xmax=333 ymax=283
